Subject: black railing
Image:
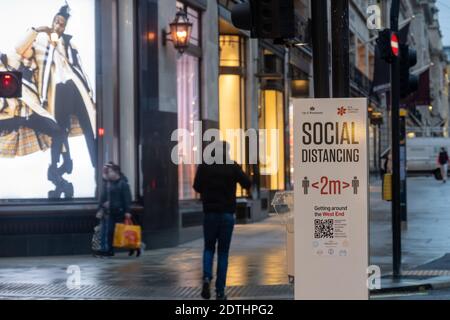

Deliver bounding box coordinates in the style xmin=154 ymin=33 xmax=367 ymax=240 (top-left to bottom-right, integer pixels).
xmin=350 ymin=65 xmax=371 ymax=93
xmin=350 ymin=65 xmax=381 ymax=104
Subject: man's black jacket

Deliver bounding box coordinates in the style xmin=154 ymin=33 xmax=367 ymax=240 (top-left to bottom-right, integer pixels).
xmin=193 ymin=162 xmax=252 ymax=214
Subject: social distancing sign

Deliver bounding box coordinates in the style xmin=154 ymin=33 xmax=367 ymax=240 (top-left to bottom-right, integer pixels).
xmin=293 ymin=98 xmax=369 ymax=300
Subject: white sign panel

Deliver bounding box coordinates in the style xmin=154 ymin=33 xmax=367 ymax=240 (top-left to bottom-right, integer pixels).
xmin=293 ymin=98 xmax=369 ymax=300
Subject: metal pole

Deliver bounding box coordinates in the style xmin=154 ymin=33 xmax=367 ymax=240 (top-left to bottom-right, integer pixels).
xmin=378 ymin=124 xmax=382 ymax=172
xmin=374 ymin=125 xmax=378 ymax=172
xmin=390 ymin=0 xmax=402 ymax=278
xmin=331 ymin=0 xmax=350 ymax=97
xmin=311 ymin=0 xmax=330 ymax=98
xmin=400 ymin=113 xmax=407 ymax=223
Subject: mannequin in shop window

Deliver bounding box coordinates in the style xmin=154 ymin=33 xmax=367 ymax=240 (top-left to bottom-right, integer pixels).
xmin=15 ymin=3 xmax=97 ymax=198
xmin=0 ymin=52 xmax=66 ymax=183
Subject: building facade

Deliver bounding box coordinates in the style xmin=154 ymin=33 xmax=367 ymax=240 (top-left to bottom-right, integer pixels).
xmin=402 ymin=0 xmax=449 ymax=138
xmin=371 ymin=0 xmax=449 ymax=163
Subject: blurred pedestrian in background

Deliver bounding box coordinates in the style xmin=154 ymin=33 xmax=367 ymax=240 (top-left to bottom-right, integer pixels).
xmin=438 ymin=147 xmax=449 ymax=183
xmin=96 ymin=162 xmax=133 ymax=257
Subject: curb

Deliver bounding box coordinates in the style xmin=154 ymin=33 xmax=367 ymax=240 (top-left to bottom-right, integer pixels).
xmin=371 ymin=283 xmax=432 ymax=295
xmin=428 ymin=279 xmax=450 ymax=290
xmin=371 ymin=276 xmax=450 ymax=295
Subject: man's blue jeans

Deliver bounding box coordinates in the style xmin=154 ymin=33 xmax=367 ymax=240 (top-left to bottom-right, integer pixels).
xmin=203 ymin=213 xmax=235 ymax=295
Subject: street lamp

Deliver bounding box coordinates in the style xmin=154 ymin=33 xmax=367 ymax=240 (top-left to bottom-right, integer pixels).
xmin=162 ymin=9 xmax=193 ymax=54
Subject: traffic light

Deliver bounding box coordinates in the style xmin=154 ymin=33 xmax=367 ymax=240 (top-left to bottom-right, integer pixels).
xmin=376 ymin=29 xmax=399 ymax=64
xmin=399 ymin=44 xmax=418 ymax=98
xmin=231 ymin=0 xmax=295 ymax=39
xmin=0 ymin=71 xmax=22 ymax=98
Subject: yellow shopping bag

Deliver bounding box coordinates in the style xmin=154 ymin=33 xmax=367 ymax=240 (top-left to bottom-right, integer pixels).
xmin=382 ymin=173 xmax=392 ymax=201
xmin=113 ymin=219 xmax=142 ymax=249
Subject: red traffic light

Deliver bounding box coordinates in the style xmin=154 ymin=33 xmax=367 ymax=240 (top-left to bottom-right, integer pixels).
xmin=3 ymin=74 xmax=11 ymax=86
xmin=377 ymin=29 xmax=400 ymax=64
xmin=0 ymin=72 xmax=22 ymax=98
xmin=98 ymin=128 xmax=105 ymax=137
xmin=390 ymin=33 xmax=399 ymax=57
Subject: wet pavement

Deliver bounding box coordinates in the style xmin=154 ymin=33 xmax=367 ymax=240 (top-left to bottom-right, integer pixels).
xmin=370 ymin=175 xmax=450 ymax=274
xmin=1 ymin=176 xmax=450 ymax=299
xmin=0 ymin=217 xmax=290 ymax=299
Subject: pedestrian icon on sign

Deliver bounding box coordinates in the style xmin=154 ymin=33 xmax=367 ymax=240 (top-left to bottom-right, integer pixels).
xmin=302 ymin=177 xmax=310 ymax=195
xmin=352 ymin=177 xmax=359 ymax=194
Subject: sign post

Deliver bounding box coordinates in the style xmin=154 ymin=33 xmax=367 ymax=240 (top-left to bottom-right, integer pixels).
xmin=293 ymin=98 xmax=369 ymax=300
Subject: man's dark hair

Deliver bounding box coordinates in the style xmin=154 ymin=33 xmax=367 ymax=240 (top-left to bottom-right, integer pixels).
xmin=55 ymin=4 xmax=71 ymax=21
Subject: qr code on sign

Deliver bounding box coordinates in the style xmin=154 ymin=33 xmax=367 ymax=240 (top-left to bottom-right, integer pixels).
xmin=314 ymin=219 xmax=334 ymax=239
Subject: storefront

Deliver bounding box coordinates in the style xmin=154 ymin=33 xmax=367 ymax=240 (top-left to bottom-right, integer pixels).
xmin=0 ymin=0 xmax=307 ymax=256
xmin=0 ymin=0 xmax=184 ymax=256
xmin=215 ymin=0 xmax=313 ymax=216
xmin=0 ymin=0 xmax=125 ymax=256
xmin=0 ymin=0 xmax=225 ymax=256
xmin=217 ymin=4 xmax=268 ymax=221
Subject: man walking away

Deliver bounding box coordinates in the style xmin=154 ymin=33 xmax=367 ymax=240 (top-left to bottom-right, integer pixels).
xmin=438 ymin=147 xmax=449 ymax=183
xmin=193 ymin=141 xmax=252 ymax=300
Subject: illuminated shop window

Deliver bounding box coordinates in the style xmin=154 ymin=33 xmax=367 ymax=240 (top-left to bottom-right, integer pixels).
xmin=357 ymin=38 xmax=367 ymax=75
xmin=176 ymin=1 xmax=201 ymax=200
xmin=219 ymin=35 xmax=244 ymax=67
xmin=177 ymin=54 xmax=200 ymax=200
xmin=0 ymin=0 xmax=97 ymax=200
xmin=219 ymin=35 xmax=247 ymax=197
xmin=259 ymin=90 xmax=285 ymax=191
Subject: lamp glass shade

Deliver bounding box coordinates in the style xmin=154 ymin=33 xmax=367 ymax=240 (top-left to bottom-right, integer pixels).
xmin=169 ymin=10 xmax=193 ymax=52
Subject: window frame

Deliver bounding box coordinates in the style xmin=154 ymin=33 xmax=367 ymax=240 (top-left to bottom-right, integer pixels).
xmin=0 ymin=0 xmax=103 ymax=206
xmin=176 ymin=1 xmax=203 ymax=201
